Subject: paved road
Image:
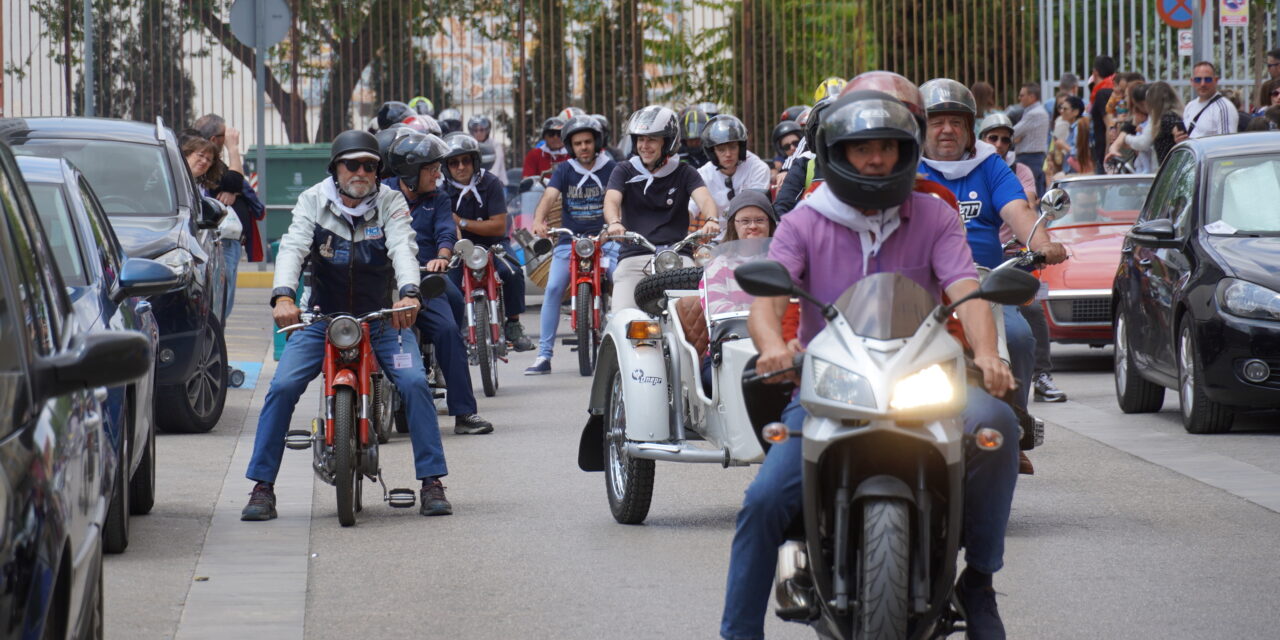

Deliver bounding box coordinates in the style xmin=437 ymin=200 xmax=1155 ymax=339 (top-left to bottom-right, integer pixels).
xmin=105 ymin=294 xmax=1280 ymax=639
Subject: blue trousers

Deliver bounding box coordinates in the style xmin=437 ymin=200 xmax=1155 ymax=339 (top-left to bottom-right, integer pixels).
xmin=719 ymin=387 xmax=1019 ymax=640
xmin=1003 ymin=304 xmax=1036 ymax=410
xmin=448 ymin=242 xmax=525 ymax=318
xmin=536 ymin=242 xmax=619 ymax=359
xmin=415 ymin=294 xmax=477 ymax=416
xmin=246 ymin=320 xmax=447 ymax=483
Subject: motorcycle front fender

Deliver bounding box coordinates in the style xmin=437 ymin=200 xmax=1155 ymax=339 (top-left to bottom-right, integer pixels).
xmin=331 ymin=369 xmax=358 ymax=389
xmin=585 ymin=309 xmax=673 ymax=436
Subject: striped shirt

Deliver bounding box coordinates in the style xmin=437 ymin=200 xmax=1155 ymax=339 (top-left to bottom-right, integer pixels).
xmin=1011 ymin=100 xmax=1050 ymax=154
xmin=1183 ymin=94 xmax=1238 ymax=138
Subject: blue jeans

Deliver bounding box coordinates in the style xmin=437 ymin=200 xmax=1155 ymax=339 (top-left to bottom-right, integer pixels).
xmin=246 ymin=320 xmax=447 ymax=483
xmin=415 ymin=295 xmax=477 ymax=416
xmin=1003 ymin=304 xmax=1035 ymax=410
xmin=537 ymin=242 xmax=618 ymax=359
xmin=222 ymin=239 xmax=241 ymax=317
xmin=720 ymin=388 xmax=1019 ymax=640
xmin=448 ymin=241 xmax=526 ymax=319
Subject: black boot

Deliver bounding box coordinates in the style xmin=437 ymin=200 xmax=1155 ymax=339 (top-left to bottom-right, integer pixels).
xmin=955 ymin=566 xmax=1005 ymax=640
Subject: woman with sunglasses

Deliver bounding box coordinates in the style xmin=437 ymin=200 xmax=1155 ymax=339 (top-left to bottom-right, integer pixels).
xmin=770 ymin=120 xmax=803 ymax=175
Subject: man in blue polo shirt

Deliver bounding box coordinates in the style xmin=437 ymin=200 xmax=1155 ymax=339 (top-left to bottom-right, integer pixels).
xmin=385 ymin=132 xmax=495 ymax=434
xmin=441 ymin=132 xmax=535 ymax=352
xmin=915 ymin=78 xmax=1067 ymax=410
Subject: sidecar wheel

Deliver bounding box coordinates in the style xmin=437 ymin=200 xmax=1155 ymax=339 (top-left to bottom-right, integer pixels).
xmin=604 ymin=369 xmax=654 ymax=524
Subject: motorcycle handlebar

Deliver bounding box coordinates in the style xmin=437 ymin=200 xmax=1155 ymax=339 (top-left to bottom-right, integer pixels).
xmin=274 ymin=307 xmax=411 ymax=334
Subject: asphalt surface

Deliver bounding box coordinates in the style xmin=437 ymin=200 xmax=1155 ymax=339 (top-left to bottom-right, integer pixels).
xmin=105 ymin=293 xmax=1280 ymax=639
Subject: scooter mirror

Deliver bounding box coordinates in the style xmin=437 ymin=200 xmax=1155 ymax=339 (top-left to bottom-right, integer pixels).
xmin=420 ymin=273 xmax=448 ymax=299
xmin=453 ymin=238 xmax=475 ymax=260
xmin=1038 ymin=188 xmax=1069 ymax=220
xmin=532 ymin=237 xmax=553 ymax=256
xmin=734 ymin=260 xmax=796 ymax=298
xmin=977 ymin=266 xmax=1041 ymax=306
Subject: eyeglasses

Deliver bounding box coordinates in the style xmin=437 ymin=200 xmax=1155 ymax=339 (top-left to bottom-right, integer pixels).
xmin=781 ymin=141 xmax=798 ymax=152
xmin=1191 ymin=76 xmax=1215 ymax=84
xmin=339 ymin=159 xmax=378 ymax=173
xmin=734 ymin=217 xmax=769 ymax=227
xmin=446 ymin=156 xmax=472 ymax=168
xmin=985 ymin=135 xmax=1012 ymax=145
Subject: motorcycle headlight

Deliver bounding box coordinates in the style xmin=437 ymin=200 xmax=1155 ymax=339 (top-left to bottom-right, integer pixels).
xmin=465 ymin=246 xmax=490 ymax=271
xmin=1217 ymin=278 xmax=1280 ymax=322
xmin=654 ymin=250 xmax=682 ymax=273
xmin=693 ymin=245 xmax=713 ymax=267
xmin=889 ymin=364 xmax=956 ymax=411
xmin=327 ymin=316 xmax=363 ymax=349
xmin=574 ymin=237 xmax=595 ymax=258
xmin=155 ymin=248 xmax=194 ymax=283
xmin=812 ymin=358 xmax=876 ymax=408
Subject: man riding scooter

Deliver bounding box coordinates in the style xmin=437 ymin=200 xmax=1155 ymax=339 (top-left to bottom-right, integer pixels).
xmin=384 ymin=132 xmax=496 ymax=434
xmin=720 ymin=90 xmax=1022 ymax=640
xmin=243 ymin=130 xmax=453 ymax=521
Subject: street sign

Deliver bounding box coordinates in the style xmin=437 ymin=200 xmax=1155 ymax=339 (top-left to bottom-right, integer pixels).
xmin=1159 ymin=0 xmax=1208 ymax=29
xmin=229 ymin=0 xmax=291 ymax=49
xmin=1220 ymin=0 xmax=1248 ymax=27
xmin=1178 ymin=29 xmax=1194 ymax=56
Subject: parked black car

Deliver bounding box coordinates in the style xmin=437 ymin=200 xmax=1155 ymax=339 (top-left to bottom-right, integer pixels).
xmin=0 ymin=116 xmax=230 ymax=433
xmin=0 ymin=141 xmax=158 ymax=640
xmin=17 ymin=155 xmax=172 ymax=554
xmin=1113 ymin=133 xmax=1280 ymax=434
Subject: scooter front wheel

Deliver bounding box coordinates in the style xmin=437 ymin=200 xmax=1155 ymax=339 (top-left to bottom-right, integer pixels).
xmin=604 ymin=369 xmax=654 ymax=524
xmin=334 ymin=388 xmax=358 ymax=527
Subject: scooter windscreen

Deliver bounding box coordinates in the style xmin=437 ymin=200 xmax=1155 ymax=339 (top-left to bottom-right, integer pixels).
xmin=702 ymin=237 xmax=772 ymax=320
xmin=834 ymin=272 xmax=937 ymax=340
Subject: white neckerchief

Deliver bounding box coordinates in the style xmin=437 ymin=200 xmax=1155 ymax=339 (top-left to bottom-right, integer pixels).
xmin=1003 ymin=150 xmax=1016 ymax=167
xmin=807 ymin=184 xmax=902 ymax=275
xmin=321 ymin=179 xmax=377 ymax=226
xmin=626 ymin=155 xmax=680 ymax=194
xmin=921 ymin=140 xmax=999 ymax=180
xmin=448 ymin=168 xmax=487 ymax=208
xmin=568 ymin=154 xmax=610 ymax=190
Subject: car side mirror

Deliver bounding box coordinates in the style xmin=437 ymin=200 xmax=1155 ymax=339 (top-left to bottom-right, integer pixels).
xmin=196 ymin=196 xmax=225 ymax=229
xmin=39 ymin=330 xmax=152 ymax=399
xmin=734 ymin=260 xmax=796 ymax=298
xmin=110 ymin=257 xmax=181 ymax=303
xmin=1129 ymin=218 xmax=1176 ymax=242
xmin=420 ymin=273 xmax=447 ymax=299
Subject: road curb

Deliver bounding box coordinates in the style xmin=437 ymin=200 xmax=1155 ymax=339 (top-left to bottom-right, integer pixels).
xmin=237 ymin=271 xmax=274 ymax=288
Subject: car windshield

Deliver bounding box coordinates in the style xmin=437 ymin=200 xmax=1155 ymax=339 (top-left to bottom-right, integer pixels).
xmin=12 ymin=139 xmax=176 ymax=216
xmin=1052 ymin=179 xmax=1152 ymax=227
xmin=702 ymin=238 xmax=771 ymax=319
xmin=835 ymin=273 xmax=935 ymax=341
xmin=1206 ymin=155 xmax=1280 ymax=235
xmin=27 ymin=183 xmax=87 ymax=287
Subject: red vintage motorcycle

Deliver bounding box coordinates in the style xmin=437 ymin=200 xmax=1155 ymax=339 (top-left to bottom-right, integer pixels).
xmin=280 ymin=276 xmax=446 ymax=526
xmin=541 ymin=227 xmax=611 ymax=376
xmin=450 ymin=238 xmax=507 ymax=397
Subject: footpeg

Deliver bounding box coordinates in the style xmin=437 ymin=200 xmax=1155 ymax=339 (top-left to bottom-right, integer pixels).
xmin=386 ymin=488 xmax=416 ymax=508
xmin=284 ymin=429 xmax=312 ymax=450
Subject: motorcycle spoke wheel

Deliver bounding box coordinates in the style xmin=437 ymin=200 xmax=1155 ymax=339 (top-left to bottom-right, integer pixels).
xmin=603 ymin=370 xmax=654 ymax=524
xmin=334 ymin=388 xmax=358 ymax=526
xmin=576 ymin=282 xmax=596 ymax=377
xmin=475 ymin=298 xmax=497 ymax=397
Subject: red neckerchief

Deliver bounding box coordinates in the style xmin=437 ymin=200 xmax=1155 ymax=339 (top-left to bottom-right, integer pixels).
xmin=1090 ymin=75 xmax=1114 ymax=104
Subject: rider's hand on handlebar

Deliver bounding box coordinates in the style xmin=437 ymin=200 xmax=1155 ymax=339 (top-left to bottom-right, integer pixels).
xmin=532 ymin=219 xmax=548 ymax=238
xmin=758 ymin=339 xmax=804 ymax=385
xmin=972 ymin=354 xmax=1015 ymax=397
xmin=425 ymin=258 xmax=450 ymax=273
xmin=605 ymin=221 xmax=627 ymax=237
xmin=273 ymin=298 xmax=302 ymax=329
xmin=1032 ymin=241 xmax=1068 ymax=265
xmin=390 ymin=296 xmax=420 ymax=331
xmin=698 ymin=218 xmax=720 ymax=238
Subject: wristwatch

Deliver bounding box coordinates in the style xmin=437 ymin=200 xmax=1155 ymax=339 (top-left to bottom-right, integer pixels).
xmin=458 ymin=219 xmax=469 ymax=229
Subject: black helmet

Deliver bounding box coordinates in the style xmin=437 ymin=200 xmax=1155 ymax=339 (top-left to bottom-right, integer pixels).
xmin=701 ymin=115 xmax=749 ymax=168
xmin=771 ymin=120 xmax=802 ymax=154
xmin=780 ymin=105 xmax=808 ymax=123
xmin=541 ymin=116 xmax=566 ymax=138
xmin=467 ymin=115 xmax=492 ymax=133
xmin=329 ymin=129 xmax=382 ymax=175
xmin=562 ymin=115 xmax=605 ymax=153
xmin=814 ymin=90 xmax=921 ymax=211
xmin=626 ymin=105 xmax=681 ymax=159
xmin=375 ymin=124 xmax=414 ymax=174
xmin=408 ymin=96 xmax=435 ymax=117
xmin=401 ymin=114 xmax=442 ymax=136
xmin=376 ymin=101 xmax=412 ymax=130
xmin=678 ymin=106 xmax=710 ymax=140
xmin=438 ymin=108 xmax=463 ymax=134
xmin=803 ymin=98 xmax=835 ymax=157
xmin=478 ymin=141 xmax=497 ymax=170
xmin=388 ymin=133 xmax=450 ymax=191
xmin=590 ymin=114 xmax=611 ymax=146
xmin=441 ymin=132 xmax=482 ymax=181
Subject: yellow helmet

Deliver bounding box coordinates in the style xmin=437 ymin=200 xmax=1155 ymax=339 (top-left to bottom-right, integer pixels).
xmin=814 ymin=76 xmax=847 ymax=103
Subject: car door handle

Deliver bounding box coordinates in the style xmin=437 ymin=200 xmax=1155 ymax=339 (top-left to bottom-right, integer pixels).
xmin=135 ymin=300 xmax=152 ymax=315
xmin=94 ymin=388 xmax=108 ymax=402
xmin=1138 ymin=259 xmax=1153 ymax=267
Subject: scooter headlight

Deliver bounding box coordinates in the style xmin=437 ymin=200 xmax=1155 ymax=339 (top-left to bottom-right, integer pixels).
xmin=654 ymin=250 xmax=682 ymax=273
xmin=327 ymin=316 xmax=363 ymax=350
xmin=889 ymin=364 xmax=956 ymax=411
xmin=464 ymin=246 xmax=490 ymax=271
xmin=812 ymin=358 xmax=875 ymax=408
xmin=693 ymin=245 xmax=713 ymax=267
xmin=574 ymin=237 xmax=595 ymax=258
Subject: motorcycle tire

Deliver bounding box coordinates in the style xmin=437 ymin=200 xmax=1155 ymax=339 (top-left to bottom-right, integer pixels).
xmin=604 ymin=369 xmax=654 ymax=524
xmin=576 ymin=282 xmax=596 ymax=377
xmin=334 ymin=388 xmax=358 ymax=527
xmin=858 ymin=498 xmax=910 ymax=639
xmin=475 ymin=298 xmax=497 ymax=397
xmin=633 ymin=267 xmax=703 ymax=317
xmin=373 ymin=374 xmax=392 ymax=445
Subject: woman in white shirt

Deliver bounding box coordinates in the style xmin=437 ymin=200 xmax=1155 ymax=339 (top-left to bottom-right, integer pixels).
xmin=688 ymin=115 xmax=772 ymax=232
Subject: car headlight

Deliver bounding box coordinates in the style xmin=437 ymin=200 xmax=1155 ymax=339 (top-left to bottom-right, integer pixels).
xmin=155 ymin=248 xmax=194 ymax=282
xmin=654 ymin=250 xmax=683 ymax=273
xmin=574 ymin=237 xmax=595 ymax=258
xmin=326 ymin=316 xmax=363 ymax=349
xmin=889 ymin=364 xmax=956 ymax=411
xmin=1217 ymin=279 xmax=1280 ymax=321
xmin=812 ymin=358 xmax=876 ymax=407
xmin=464 ymin=246 xmax=490 ymax=271
xmin=693 ymin=245 xmax=713 ymax=267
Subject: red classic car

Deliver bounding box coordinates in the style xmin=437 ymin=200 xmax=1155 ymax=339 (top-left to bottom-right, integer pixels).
xmin=1039 ymin=174 xmax=1153 ymax=345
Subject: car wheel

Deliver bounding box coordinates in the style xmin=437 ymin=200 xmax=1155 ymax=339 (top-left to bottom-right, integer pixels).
xmin=1179 ymin=323 xmax=1234 ymax=434
xmin=1114 ymin=310 xmax=1164 ymax=413
xmin=129 ymin=413 xmax=156 ymax=515
xmin=104 ymin=411 xmax=130 ymax=554
xmin=158 ymin=314 xmax=228 ymax=433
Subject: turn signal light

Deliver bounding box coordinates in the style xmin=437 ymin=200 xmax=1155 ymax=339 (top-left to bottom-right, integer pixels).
xmin=762 ymin=422 xmax=791 ymax=443
xmin=626 ymin=320 xmax=662 ymax=340
xmin=974 ymin=427 xmax=1004 ymax=451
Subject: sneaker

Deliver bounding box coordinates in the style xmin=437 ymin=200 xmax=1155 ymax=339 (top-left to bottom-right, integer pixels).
xmin=955 ymin=566 xmax=1006 ymax=640
xmin=504 ymin=320 xmax=536 ymax=352
xmin=420 ymin=478 xmax=452 ymax=516
xmin=524 ymin=356 xmax=552 ymax=375
xmin=454 ymin=413 xmax=494 ymax=435
xmin=1033 ymin=372 xmax=1067 ymax=402
xmin=240 ymin=482 xmax=277 ymax=521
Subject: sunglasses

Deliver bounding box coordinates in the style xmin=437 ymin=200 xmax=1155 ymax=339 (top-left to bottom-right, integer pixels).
xmin=339 ymin=159 xmax=378 ymax=173
xmin=1191 ymin=76 xmax=1215 ymax=84
xmin=781 ymin=141 xmax=798 ymax=151
xmin=1268 ymin=61 xmax=1280 ymax=68
xmin=446 ymin=156 xmax=473 ymax=168
xmin=545 ymin=131 xmax=561 ymax=138
xmin=985 ymin=135 xmax=1012 ymax=145
xmin=1272 ymin=89 xmax=1280 ymax=97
